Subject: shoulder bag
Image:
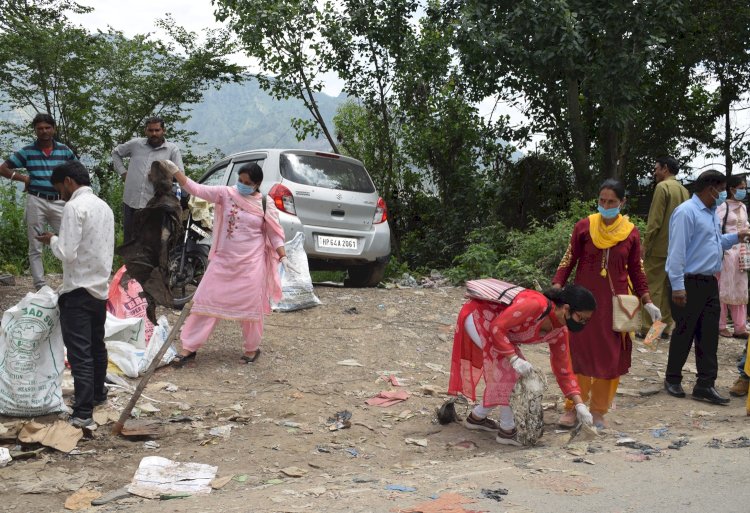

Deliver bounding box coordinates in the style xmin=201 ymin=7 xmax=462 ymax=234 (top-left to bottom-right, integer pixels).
xmin=607 ymin=269 xmax=641 ymax=333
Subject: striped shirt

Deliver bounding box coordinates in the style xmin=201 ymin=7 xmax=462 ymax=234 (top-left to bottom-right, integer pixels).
xmin=4 ymin=140 xmax=77 ymax=198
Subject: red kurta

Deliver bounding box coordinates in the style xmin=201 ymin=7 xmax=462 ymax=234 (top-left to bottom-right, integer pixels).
xmin=552 ymin=217 xmax=649 ymax=379
xmin=448 ymin=290 xmax=581 ymax=407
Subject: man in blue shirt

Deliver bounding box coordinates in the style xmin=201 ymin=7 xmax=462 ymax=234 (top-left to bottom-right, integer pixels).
xmin=665 ymin=170 xmax=750 ymax=404
xmin=0 ymin=113 xmax=77 ymax=290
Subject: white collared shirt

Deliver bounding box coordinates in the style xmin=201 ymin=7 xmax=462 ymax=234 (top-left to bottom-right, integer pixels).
xmin=50 ymin=186 xmax=114 ymax=300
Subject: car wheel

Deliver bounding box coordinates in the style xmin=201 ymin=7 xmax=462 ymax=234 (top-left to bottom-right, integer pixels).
xmin=344 ymin=261 xmax=386 ymax=288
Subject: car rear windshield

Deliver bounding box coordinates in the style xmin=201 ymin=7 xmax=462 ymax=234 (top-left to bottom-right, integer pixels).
xmin=280 ymin=154 xmax=375 ymax=193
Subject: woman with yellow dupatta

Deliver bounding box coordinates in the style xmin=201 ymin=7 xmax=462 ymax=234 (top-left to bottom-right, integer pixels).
xmin=552 ymin=179 xmax=661 ymax=428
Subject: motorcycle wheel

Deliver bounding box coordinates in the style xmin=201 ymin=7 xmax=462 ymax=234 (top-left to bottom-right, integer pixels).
xmin=168 ymin=247 xmax=208 ymax=308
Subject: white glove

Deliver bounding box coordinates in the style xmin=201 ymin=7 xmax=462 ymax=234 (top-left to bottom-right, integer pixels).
xmin=509 ymin=355 xmax=533 ymax=376
xmin=575 ymin=403 xmax=594 ymax=426
xmin=280 ymin=256 xmax=299 ymax=274
xmin=161 ymin=159 xmax=180 ymax=177
xmin=644 ymin=302 xmax=662 ymax=322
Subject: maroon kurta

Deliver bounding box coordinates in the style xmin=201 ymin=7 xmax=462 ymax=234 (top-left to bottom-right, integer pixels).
xmin=552 ymin=217 xmax=649 ymax=379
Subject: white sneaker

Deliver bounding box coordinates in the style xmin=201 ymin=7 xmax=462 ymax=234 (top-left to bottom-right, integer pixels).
xmin=496 ymin=427 xmax=522 ymax=446
xmin=69 ymin=417 xmax=98 ymax=430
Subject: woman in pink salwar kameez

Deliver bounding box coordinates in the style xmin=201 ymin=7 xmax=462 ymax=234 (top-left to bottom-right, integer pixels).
xmin=166 ymin=161 xmax=291 ymax=366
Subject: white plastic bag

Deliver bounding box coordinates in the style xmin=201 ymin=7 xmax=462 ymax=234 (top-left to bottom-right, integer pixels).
xmin=0 ymin=286 xmax=65 ymax=416
xmin=272 ymin=233 xmax=321 ymax=312
xmin=105 ymin=315 xmax=174 ymax=377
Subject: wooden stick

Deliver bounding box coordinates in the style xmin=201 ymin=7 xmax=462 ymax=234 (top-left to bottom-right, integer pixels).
xmin=112 ymin=302 xmax=192 ymax=436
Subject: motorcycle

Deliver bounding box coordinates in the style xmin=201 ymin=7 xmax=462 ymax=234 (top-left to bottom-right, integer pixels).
xmin=168 ymin=207 xmax=211 ymax=308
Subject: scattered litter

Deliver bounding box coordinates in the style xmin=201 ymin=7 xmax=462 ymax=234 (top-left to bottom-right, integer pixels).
xmin=120 ymin=419 xmax=162 ymax=438
xmin=615 ymin=388 xmax=641 ymax=397
xmin=616 ymin=438 xmax=660 ymax=455
xmin=687 ymin=410 xmax=717 ymax=418
xmin=127 ymin=456 xmax=218 ymax=499
xmin=282 ymin=421 xmax=301 ymax=428
xmin=398 ymin=493 xmax=478 ymax=513
xmin=568 ymin=422 xmax=600 ymax=443
xmin=265 ymin=478 xmax=284 ymax=485
xmin=163 ymin=383 xmax=179 ymax=392
xmin=209 ymin=425 xmax=232 ymax=439
xmin=280 ymin=466 xmax=308 ymax=478
xmin=707 ymin=436 xmax=750 ymax=449
xmin=365 ymin=390 xmax=410 ymax=407
xmin=326 ymin=410 xmax=352 ymax=431
xmin=572 ymin=457 xmax=595 ymax=465
xmin=436 ymin=399 xmax=460 ymax=424
xmin=510 ymin=368 xmax=547 ymax=446
xmin=651 ymin=428 xmax=669 ymax=438
xmin=424 ymin=363 xmax=448 ymax=374
xmin=233 ymin=474 xmax=249 ymax=483
xmin=624 ymin=452 xmax=650 ymax=462
xmin=18 ymin=420 xmax=82 ymax=453
xmin=450 ymin=440 xmax=477 ymax=450
xmin=481 ymin=487 xmax=509 ymax=502
xmin=419 ymin=384 xmax=438 ymax=395
xmin=211 ymin=475 xmax=233 ymax=489
xmin=159 ymin=492 xmax=191 ymax=500
xmin=64 ymin=488 xmax=102 ymax=510
xmin=345 ymin=448 xmax=359 ymax=457
xmin=404 ymin=438 xmax=428 ymax=447
xmin=380 ymin=374 xmax=403 ymax=386
xmin=643 ymin=320 xmax=666 ymax=347
xmin=353 ymin=476 xmax=377 ymax=483
xmin=138 ymin=402 xmax=160 ymax=413
xmin=343 ymin=307 xmax=359 ymax=315
xmin=0 ymin=447 xmax=11 ymax=467
xmin=337 ymin=359 xmax=364 ymax=367
xmin=668 ymin=438 xmax=689 ymax=450
xmin=144 ymin=441 xmax=160 ymax=450
xmin=385 ymin=484 xmax=416 ymax=492
xmin=90 ymin=487 xmax=130 ymax=506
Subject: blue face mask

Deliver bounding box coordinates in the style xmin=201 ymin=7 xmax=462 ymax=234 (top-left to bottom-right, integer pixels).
xmin=597 ymin=204 xmax=621 ymax=219
xmin=715 ymin=190 xmax=727 ymax=208
xmin=236 ymin=183 xmax=255 ymax=196
xmin=735 ymin=188 xmax=747 ymax=201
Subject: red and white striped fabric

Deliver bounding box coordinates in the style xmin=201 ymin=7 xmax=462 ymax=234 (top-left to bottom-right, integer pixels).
xmin=465 ymin=278 xmax=525 ymax=305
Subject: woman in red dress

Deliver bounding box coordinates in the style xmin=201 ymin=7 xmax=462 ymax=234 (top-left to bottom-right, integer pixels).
xmin=448 ymin=284 xmax=597 ymax=446
xmin=553 ymin=179 xmax=661 ymax=428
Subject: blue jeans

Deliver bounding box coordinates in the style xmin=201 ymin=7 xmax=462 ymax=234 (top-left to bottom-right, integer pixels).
xmin=739 ymin=351 xmax=749 ymax=380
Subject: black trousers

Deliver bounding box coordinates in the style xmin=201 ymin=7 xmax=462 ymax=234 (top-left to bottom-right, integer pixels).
xmin=121 ymin=202 xmax=139 ymax=244
xmin=59 ymin=288 xmax=108 ymax=419
xmin=666 ymin=275 xmax=720 ymax=388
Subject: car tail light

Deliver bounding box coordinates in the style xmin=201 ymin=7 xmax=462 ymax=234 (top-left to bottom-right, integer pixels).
xmin=373 ymin=197 xmax=387 ymax=224
xmin=269 ymin=184 xmax=296 ymax=215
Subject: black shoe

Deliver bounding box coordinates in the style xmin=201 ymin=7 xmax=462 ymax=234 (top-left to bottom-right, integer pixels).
xmin=664 ymin=381 xmax=686 ymax=398
xmin=691 ymin=386 xmax=730 ymax=405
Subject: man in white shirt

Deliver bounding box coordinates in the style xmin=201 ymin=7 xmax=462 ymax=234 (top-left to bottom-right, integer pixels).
xmin=36 ymin=160 xmax=114 ymax=428
xmin=112 ymin=116 xmax=184 ymax=243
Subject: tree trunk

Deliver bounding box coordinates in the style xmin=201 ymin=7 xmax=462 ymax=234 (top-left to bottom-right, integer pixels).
xmin=724 ymin=97 xmax=732 ymax=176
xmin=601 ymin=122 xmax=619 ymax=179
xmin=565 ymin=75 xmax=590 ymax=193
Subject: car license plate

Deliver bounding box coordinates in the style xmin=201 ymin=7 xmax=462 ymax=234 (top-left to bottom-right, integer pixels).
xmin=318 ymin=235 xmax=357 ymax=250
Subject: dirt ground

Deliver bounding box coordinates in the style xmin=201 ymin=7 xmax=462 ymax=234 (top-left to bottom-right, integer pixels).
xmin=1 ymin=275 xmax=749 ymax=513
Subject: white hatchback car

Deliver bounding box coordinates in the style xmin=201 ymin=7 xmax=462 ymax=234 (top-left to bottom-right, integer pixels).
xmin=198 ymin=149 xmax=391 ymax=286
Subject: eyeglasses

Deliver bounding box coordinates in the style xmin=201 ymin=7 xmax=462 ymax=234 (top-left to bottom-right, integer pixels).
xmin=572 ymin=312 xmax=592 ymax=325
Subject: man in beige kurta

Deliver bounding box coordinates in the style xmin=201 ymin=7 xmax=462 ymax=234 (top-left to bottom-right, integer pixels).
xmin=640 ymin=157 xmax=690 ymax=337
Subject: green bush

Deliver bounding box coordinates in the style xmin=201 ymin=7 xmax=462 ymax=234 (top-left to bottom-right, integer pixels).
xmin=446 ymin=200 xmax=645 ymax=288
xmin=0 ymin=183 xmax=28 ymax=274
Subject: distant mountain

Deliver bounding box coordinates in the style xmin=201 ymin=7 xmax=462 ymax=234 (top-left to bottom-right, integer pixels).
xmin=180 ymin=79 xmax=345 ymax=158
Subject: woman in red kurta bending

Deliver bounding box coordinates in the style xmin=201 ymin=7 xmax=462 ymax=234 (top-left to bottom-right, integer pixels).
xmin=553 ymin=179 xmax=661 ymax=429
xmin=448 ymin=284 xmax=597 ymax=446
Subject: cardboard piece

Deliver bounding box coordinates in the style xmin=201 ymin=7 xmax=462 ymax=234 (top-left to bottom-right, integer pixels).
xmin=18 ymin=421 xmax=82 ymax=453
xmin=128 ymin=456 xmax=218 ymax=499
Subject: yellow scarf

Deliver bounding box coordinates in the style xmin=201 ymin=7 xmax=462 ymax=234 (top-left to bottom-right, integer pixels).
xmin=588 ymin=213 xmax=634 ymax=250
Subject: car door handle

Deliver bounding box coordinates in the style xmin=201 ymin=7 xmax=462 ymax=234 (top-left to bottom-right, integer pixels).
xmin=331 ymin=210 xmax=345 ymax=217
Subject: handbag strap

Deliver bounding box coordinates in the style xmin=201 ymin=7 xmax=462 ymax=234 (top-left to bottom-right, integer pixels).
xmin=606 ymin=253 xmax=641 ymax=319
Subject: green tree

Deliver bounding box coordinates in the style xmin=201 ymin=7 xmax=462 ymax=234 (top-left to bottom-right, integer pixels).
xmin=453 ymin=0 xmax=687 ymax=193
xmin=0 ymin=1 xmax=243 ymax=184
xmin=213 ymin=0 xmax=340 ymax=152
